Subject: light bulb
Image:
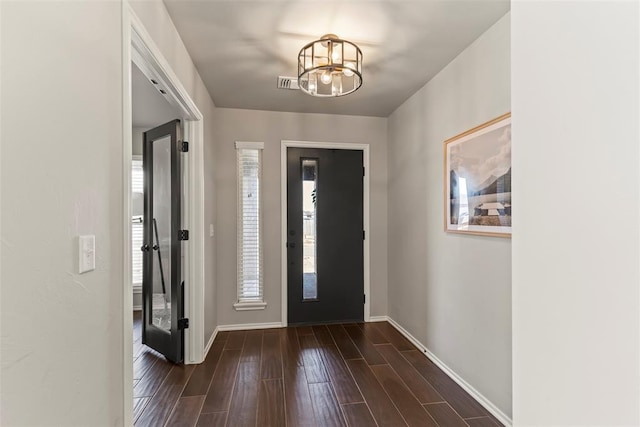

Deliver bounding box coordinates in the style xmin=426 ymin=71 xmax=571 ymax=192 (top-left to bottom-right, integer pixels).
xmin=320 ymin=71 xmax=332 ymax=85
xmin=330 ymin=41 xmax=342 ymax=63
xmin=343 ymin=62 xmax=355 ymax=77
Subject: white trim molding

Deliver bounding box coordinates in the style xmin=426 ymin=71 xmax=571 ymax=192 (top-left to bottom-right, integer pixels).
xmin=203 ymin=329 xmax=217 ymax=360
xmin=368 ymin=316 xmax=388 ymax=322
xmin=280 ymin=140 xmax=371 ymax=327
xmin=385 ymin=317 xmax=513 ymax=426
xmin=203 ymin=322 xmax=282 ymax=359
xmin=217 ymin=322 xmax=283 ymax=332
xmin=233 ymin=301 xmax=267 ymax=311
xmin=121 ymin=4 xmax=134 ymax=424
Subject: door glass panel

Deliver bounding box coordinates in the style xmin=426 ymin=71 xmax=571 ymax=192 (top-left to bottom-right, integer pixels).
xmin=152 ymin=135 xmax=172 ymax=330
xmin=302 ymin=159 xmax=318 ymax=300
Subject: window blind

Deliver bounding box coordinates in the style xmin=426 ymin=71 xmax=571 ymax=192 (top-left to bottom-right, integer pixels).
xmin=132 ymin=159 xmax=144 ymax=285
xmin=236 ymin=144 xmax=264 ymax=303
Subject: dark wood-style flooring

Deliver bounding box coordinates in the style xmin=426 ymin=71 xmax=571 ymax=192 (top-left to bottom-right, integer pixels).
xmin=133 ymin=312 xmax=503 ymax=426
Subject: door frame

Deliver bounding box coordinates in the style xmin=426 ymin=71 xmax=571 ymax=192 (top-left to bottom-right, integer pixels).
xmin=122 ymin=3 xmax=206 ymax=424
xmin=280 ymin=140 xmax=371 ymax=326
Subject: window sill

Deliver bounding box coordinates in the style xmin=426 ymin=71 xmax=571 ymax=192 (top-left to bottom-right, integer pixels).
xmin=233 ymin=301 xmax=267 ymax=311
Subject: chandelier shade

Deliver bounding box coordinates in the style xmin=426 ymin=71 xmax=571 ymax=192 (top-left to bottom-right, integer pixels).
xmin=297 ymin=34 xmax=363 ymax=97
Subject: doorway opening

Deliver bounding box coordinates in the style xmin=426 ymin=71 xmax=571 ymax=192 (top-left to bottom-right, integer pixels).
xmin=131 ymin=63 xmax=182 ymax=309
xmin=281 ymin=141 xmax=371 ymax=326
xmin=123 ymin=6 xmax=206 ymax=425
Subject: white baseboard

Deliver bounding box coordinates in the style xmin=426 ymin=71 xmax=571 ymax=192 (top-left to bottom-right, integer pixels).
xmin=203 ymin=328 xmax=217 ymax=360
xmin=201 ymin=322 xmax=283 ymax=360
xmin=368 ymin=315 xmax=389 ymax=322
xmin=385 ymin=316 xmax=512 ymax=427
xmin=217 ymin=321 xmax=283 ymax=332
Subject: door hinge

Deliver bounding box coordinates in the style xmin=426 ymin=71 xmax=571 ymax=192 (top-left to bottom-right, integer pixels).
xmin=363 ymin=294 xmax=366 ymax=304
xmin=181 ymin=141 xmax=189 ymax=152
xmin=178 ymin=318 xmax=189 ymax=329
xmin=179 ymin=230 xmax=189 ymax=240
xmin=363 ymin=230 xmax=366 ymax=240
xmin=363 ymin=166 xmax=366 ymax=177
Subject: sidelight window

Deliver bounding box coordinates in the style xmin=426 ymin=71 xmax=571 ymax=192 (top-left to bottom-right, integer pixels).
xmin=234 ymin=141 xmax=266 ymax=310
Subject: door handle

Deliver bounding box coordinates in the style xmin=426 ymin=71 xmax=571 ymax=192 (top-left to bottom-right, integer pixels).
xmin=153 ymin=245 xmax=159 ymax=251
xmin=140 ymin=244 xmax=150 ymax=252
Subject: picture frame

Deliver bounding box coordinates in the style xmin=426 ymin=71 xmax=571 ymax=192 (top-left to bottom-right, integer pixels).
xmin=444 ymin=113 xmax=511 ymax=237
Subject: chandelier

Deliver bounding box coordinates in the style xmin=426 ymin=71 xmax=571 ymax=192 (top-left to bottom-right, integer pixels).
xmin=298 ymin=34 xmax=363 ymax=97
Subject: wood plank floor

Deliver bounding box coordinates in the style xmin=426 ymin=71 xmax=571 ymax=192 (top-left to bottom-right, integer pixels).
xmin=133 ymin=312 xmax=503 ymax=426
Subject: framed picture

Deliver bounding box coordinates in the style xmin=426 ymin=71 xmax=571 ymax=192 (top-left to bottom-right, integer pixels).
xmin=444 ymin=113 xmax=511 ymax=237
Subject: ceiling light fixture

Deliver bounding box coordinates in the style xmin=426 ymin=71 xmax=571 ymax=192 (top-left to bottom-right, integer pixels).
xmin=298 ymin=34 xmax=363 ymax=97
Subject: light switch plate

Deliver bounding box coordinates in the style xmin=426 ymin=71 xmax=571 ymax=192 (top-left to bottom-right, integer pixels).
xmin=209 ymin=224 xmax=214 ymax=237
xmin=79 ymin=235 xmax=95 ymax=274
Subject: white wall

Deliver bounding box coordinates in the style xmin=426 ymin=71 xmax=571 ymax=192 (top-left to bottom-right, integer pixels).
xmin=512 ymin=2 xmax=640 ymax=425
xmin=130 ymin=0 xmax=218 ymax=344
xmin=387 ymin=13 xmax=512 ymax=419
xmin=132 ymin=127 xmax=144 ymax=156
xmin=1 ymin=2 xmax=124 ymax=424
xmin=213 ymin=108 xmax=388 ymax=326
xmin=0 ymin=1 xmax=218 ymax=424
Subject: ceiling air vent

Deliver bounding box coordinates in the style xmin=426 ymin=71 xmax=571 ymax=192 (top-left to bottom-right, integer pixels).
xmin=277 ymin=76 xmax=299 ymax=90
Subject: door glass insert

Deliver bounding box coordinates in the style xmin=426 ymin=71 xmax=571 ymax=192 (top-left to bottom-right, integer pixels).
xmin=302 ymin=159 xmax=318 ymax=300
xmin=142 ymin=119 xmax=183 ymax=362
xmin=152 ymin=135 xmax=172 ymax=330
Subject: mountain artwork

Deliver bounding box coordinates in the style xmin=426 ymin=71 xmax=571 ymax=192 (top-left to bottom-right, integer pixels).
xmin=444 ymin=114 xmax=511 ymax=237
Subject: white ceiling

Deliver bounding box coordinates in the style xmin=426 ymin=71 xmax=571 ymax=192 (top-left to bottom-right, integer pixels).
xmin=163 ymin=0 xmax=510 ymax=117
xmin=132 ymin=62 xmax=182 ymax=128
